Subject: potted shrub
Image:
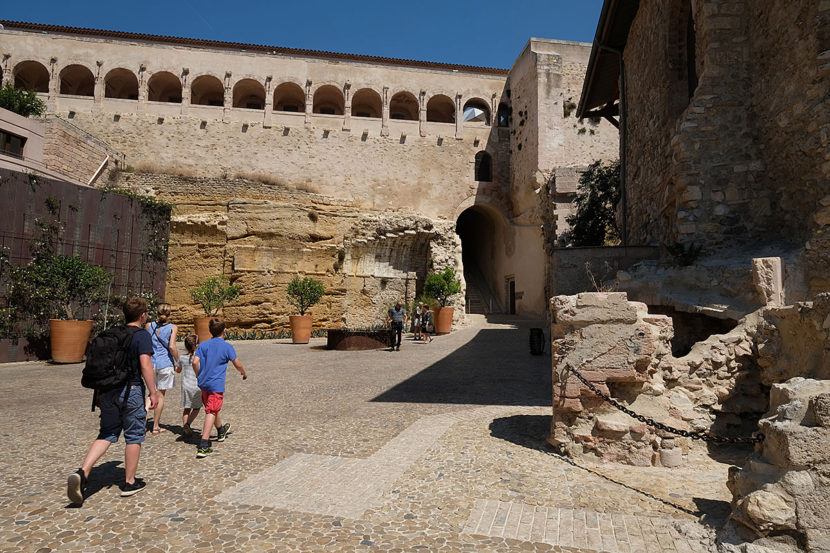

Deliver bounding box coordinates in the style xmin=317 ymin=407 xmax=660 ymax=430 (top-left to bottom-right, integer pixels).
xmin=286 ymin=276 xmax=325 ymax=344
xmin=189 ymin=275 xmax=241 ymax=343
xmin=423 ymin=267 xmax=461 ymax=334
xmin=9 ymin=253 xmax=113 ymax=362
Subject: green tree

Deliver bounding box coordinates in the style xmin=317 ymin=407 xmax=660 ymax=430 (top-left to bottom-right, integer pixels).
xmin=286 ymin=276 xmax=325 ymax=316
xmin=189 ymin=275 xmax=242 ymax=317
xmin=0 ymin=83 xmax=46 ymax=117
xmin=562 ymin=159 xmax=621 ymax=247
xmin=423 ymin=267 xmax=462 ymax=307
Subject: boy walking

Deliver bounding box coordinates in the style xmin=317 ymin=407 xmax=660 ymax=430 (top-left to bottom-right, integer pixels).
xmin=192 ymin=318 xmax=247 ymax=458
xmin=67 ymin=297 xmax=158 ymax=505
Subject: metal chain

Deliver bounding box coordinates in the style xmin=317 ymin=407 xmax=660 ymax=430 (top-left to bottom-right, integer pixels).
xmin=565 ymin=366 xmax=764 ymax=444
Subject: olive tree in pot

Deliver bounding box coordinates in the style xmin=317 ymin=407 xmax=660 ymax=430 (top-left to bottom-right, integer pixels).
xmin=286 ymin=276 xmax=325 ymax=344
xmin=9 ymin=253 xmax=113 ymax=363
xmin=423 ymin=267 xmax=461 ymax=334
xmin=189 ymin=275 xmax=241 ymax=343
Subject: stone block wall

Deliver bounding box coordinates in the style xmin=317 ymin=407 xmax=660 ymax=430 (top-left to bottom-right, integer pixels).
xmin=41 ymin=116 xmax=124 ymax=186
xmin=723 ymin=378 xmax=830 ymax=553
xmin=622 ymin=0 xmax=829 ymax=264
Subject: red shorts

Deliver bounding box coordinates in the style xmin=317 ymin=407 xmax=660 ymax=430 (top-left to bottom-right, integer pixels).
xmin=201 ymin=391 xmax=224 ymax=415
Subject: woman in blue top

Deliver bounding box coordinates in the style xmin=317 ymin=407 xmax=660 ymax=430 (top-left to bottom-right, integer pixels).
xmin=145 ymin=303 xmax=179 ymax=434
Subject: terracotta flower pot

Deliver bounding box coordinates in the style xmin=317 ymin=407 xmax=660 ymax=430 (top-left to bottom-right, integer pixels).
xmin=434 ymin=307 xmax=454 ymax=334
xmin=194 ymin=316 xmax=220 ymax=344
xmin=290 ymin=315 xmax=312 ymax=344
xmin=49 ymin=319 xmax=94 ymax=363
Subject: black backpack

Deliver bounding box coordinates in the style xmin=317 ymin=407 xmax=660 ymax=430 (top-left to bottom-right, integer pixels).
xmin=82 ymin=325 xmax=140 ymax=392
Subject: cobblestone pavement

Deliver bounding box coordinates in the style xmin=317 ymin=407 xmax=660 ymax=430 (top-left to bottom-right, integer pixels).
xmin=0 ymin=315 xmax=738 ymax=552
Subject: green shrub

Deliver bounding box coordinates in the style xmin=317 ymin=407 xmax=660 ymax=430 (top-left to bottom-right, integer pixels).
xmin=0 ymin=83 xmax=46 ymax=117
xmin=423 ymin=267 xmax=462 ymax=307
xmin=189 ymin=275 xmax=241 ymax=317
xmin=561 ymin=159 xmax=621 ymax=247
xmin=287 ymin=276 xmax=325 ymax=316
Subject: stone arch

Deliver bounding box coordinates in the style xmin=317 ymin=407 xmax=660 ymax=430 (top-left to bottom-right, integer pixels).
xmin=13 ymin=60 xmax=49 ymax=92
xmin=191 ymin=74 xmax=224 ymax=106
xmin=389 ymin=91 xmax=418 ymax=120
xmin=497 ymin=102 xmax=510 ymax=127
xmin=147 ymin=71 xmax=182 ymax=103
xmin=313 ymin=84 xmax=344 ymax=115
xmin=475 ymin=151 xmax=492 ymax=182
xmin=455 ymin=201 xmax=508 ymax=314
xmin=232 ymin=78 xmax=265 ymax=109
xmin=104 ymin=68 xmax=139 ymax=99
xmin=351 ymin=88 xmax=382 ymax=118
xmin=59 ymin=64 xmax=95 ymax=96
xmin=427 ymin=94 xmax=455 ymax=123
xmin=273 ymin=81 xmax=304 ymax=112
xmin=463 ymin=97 xmax=491 ymax=125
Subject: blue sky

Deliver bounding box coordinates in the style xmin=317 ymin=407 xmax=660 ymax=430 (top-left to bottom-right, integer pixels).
xmin=1 ymin=1 xmax=604 ymax=69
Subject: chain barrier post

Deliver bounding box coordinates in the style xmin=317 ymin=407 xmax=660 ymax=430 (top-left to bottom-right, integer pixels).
xmin=564 ymin=365 xmax=764 ymax=444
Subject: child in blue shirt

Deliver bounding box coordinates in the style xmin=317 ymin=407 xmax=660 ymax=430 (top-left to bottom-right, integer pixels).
xmin=192 ymin=318 xmax=247 ymax=458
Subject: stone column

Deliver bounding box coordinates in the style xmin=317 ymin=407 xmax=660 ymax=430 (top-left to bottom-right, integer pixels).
xmin=455 ymin=93 xmax=463 ymax=139
xmin=48 ymin=57 xmax=59 ymax=113
xmin=180 ymin=67 xmax=190 ymax=116
xmin=0 ymin=54 xmax=10 ymax=88
xmin=223 ymin=71 xmax=233 ymax=123
xmin=263 ymin=75 xmax=272 ymax=128
xmin=381 ymin=86 xmax=389 ymax=137
xmin=342 ymin=81 xmax=351 ymax=131
xmin=490 ymin=93 xmax=499 ymax=142
xmin=304 ymin=79 xmax=312 ymax=125
xmin=419 ymin=90 xmax=426 ymax=137
xmin=137 ymin=64 xmax=147 ymax=115
xmin=92 ymin=60 xmax=104 ymax=113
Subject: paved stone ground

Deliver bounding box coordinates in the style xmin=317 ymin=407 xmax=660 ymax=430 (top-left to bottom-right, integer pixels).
xmin=0 ymin=315 xmax=738 ymax=552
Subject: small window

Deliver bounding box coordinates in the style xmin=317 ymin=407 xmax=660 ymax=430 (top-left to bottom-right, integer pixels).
xmin=475 ymin=151 xmax=492 ymax=182
xmin=1 ymin=131 xmax=27 ymax=158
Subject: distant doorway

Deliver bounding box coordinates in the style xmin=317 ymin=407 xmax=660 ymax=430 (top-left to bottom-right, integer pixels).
xmin=455 ymin=205 xmax=503 ymax=314
xmin=505 ymin=276 xmax=516 ymax=314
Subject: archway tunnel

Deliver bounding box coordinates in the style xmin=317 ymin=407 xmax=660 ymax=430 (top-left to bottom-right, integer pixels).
xmin=456 ymin=206 xmax=506 ymax=314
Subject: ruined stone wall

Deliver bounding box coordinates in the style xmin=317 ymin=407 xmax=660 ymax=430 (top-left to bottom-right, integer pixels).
xmin=41 ymin=116 xmax=124 ymax=186
xmin=723 ymin=378 xmax=830 ymax=553
xmin=117 ymin=172 xmax=463 ymax=331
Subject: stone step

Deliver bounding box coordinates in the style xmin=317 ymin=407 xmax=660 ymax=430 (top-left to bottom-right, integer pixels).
xmin=461 ymin=499 xmax=712 ymax=553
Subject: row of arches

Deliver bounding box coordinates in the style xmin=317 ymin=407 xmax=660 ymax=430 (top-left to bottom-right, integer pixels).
xmin=9 ymin=60 xmax=496 ymax=123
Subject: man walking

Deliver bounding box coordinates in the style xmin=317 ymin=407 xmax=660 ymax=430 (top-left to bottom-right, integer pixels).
xmin=386 ymin=300 xmax=408 ymax=351
xmin=67 ymin=296 xmax=158 ymax=504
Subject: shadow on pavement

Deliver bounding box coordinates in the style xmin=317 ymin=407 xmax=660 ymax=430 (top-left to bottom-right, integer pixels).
xmin=488 ymin=414 xmax=733 ymax=526
xmin=371 ymin=324 xmax=551 ymax=406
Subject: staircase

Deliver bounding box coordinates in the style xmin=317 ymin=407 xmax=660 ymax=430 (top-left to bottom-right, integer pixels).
xmin=464 ymin=266 xmax=503 ymax=315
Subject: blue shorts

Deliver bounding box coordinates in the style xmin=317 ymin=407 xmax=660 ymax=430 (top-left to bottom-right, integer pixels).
xmin=97 ymin=384 xmax=146 ymax=445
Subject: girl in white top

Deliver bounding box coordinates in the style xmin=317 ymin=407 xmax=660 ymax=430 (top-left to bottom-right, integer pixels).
xmin=178 ymin=334 xmax=201 ymax=441
xmin=145 ymin=303 xmax=179 ymax=434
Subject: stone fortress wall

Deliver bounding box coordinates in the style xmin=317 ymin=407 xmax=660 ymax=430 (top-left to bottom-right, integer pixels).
xmin=0 ymin=21 xmax=618 ymax=326
xmin=622 ymin=0 xmax=830 ymax=294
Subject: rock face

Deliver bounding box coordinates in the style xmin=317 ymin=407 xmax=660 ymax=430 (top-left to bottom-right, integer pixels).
xmin=723 ymin=378 xmax=830 ymax=553
xmin=119 ymin=172 xmax=465 ymax=331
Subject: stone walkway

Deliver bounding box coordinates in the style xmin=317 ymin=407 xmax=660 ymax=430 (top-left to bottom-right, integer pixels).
xmin=0 ymin=315 xmax=733 ymax=552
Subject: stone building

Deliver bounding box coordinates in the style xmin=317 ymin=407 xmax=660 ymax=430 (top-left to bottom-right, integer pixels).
xmin=578 ymin=0 xmax=830 ymax=308
xmin=0 ymin=20 xmax=617 ymax=327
